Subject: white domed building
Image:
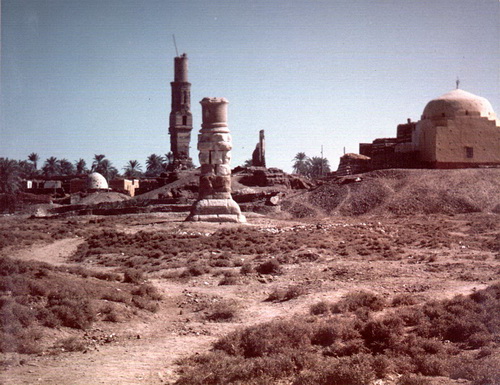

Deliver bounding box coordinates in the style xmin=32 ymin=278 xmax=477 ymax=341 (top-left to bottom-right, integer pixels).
xmin=357 ymin=88 xmax=500 ymax=171
xmin=86 ymin=172 xmax=109 ymax=191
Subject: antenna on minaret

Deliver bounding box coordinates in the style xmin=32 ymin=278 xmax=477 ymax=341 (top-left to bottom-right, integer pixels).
xmin=172 ymin=34 xmax=179 ymax=56
xmin=456 ymin=77 xmax=460 ymax=89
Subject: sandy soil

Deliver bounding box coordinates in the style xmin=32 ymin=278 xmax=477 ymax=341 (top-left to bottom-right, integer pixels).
xmin=0 ymin=211 xmax=498 ymax=385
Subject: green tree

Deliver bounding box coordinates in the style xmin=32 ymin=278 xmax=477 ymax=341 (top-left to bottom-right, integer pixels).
xmin=145 ymin=154 xmax=166 ymax=177
xmin=42 ymin=157 xmax=60 ymax=177
xmin=75 ymin=159 xmax=87 ymax=174
xmin=91 ymin=154 xmax=106 ymax=173
xmin=165 ymin=152 xmax=174 ymax=165
xmin=292 ymin=152 xmax=309 ymax=175
xmin=18 ymin=160 xmax=36 ymax=179
xmin=27 ymin=152 xmax=40 ymax=170
xmin=0 ymin=158 xmax=22 ymax=193
xmin=123 ymin=160 xmax=142 ymax=179
xmin=95 ymin=159 xmax=118 ymax=181
xmin=306 ymin=156 xmax=331 ymax=178
xmin=57 ymin=158 xmax=75 ymax=176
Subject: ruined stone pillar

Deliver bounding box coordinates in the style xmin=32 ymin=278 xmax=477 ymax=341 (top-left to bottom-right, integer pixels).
xmin=186 ymin=98 xmax=246 ymax=223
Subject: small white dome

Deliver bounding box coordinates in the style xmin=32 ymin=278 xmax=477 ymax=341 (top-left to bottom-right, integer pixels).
xmin=422 ymin=89 xmax=496 ymax=120
xmin=86 ymin=172 xmax=108 ymax=190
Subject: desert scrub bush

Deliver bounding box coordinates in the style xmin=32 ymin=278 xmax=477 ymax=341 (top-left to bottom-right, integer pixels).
xmin=175 ymin=351 xmax=305 ymax=385
xmin=0 ymin=256 xmax=163 ymax=353
xmin=310 ymin=300 xmax=332 ymax=315
xmin=255 ymin=258 xmax=282 ymax=275
xmin=54 ymin=336 xmax=87 ymax=352
xmin=361 ymin=315 xmax=404 ymax=353
xmin=397 ymin=374 xmax=432 ymax=385
xmin=239 ymin=262 xmax=254 ymax=275
xmin=293 ymin=354 xmax=376 ymax=385
xmin=123 ymin=268 xmax=144 ymax=284
xmin=266 ymin=285 xmax=305 ymax=302
xmin=332 ymin=291 xmax=386 ymax=313
xmin=218 ymin=271 xmax=238 ymax=286
xmin=310 ymin=318 xmax=362 ymax=347
xmin=213 ymin=318 xmax=312 ymax=358
xmin=175 ymin=282 xmax=500 ymax=385
xmin=392 ymin=293 xmax=419 ymax=307
xmin=204 ymin=300 xmax=239 ymax=322
xmin=131 ymin=283 xmax=162 ymax=301
xmin=180 ymin=263 xmax=211 ymax=278
xmin=449 ymin=355 xmax=500 ymax=385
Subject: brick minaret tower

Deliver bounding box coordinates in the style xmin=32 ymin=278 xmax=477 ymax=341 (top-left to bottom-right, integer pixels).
xmin=169 ymin=53 xmax=193 ymax=169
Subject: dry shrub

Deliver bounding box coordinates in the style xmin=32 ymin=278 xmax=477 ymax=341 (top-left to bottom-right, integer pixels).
xmin=180 ymin=263 xmax=211 ymax=278
xmin=219 ymin=272 xmax=238 ymax=286
xmin=293 ymin=354 xmax=376 ymax=385
xmin=175 ymin=283 xmax=500 ymax=385
xmin=311 ymin=318 xmax=361 ymax=347
xmin=332 ymin=291 xmax=386 ymax=313
xmin=131 ymin=283 xmax=162 ymax=300
xmin=175 ymin=351 xmax=303 ymax=385
xmin=392 ymin=293 xmax=419 ymax=307
xmin=397 ymin=375 xmax=432 ymax=385
xmin=266 ymin=285 xmax=305 ymax=302
xmin=239 ymin=263 xmax=254 ymax=275
xmin=255 ymin=259 xmax=282 ymax=275
xmin=123 ymin=269 xmax=144 ymax=284
xmin=310 ymin=301 xmax=331 ymax=315
xmin=204 ymin=300 xmax=239 ymax=322
xmin=55 ymin=336 xmax=87 ymax=352
xmin=0 ymin=256 xmax=162 ymax=354
xmin=214 ymin=319 xmax=311 ymax=358
xmin=361 ymin=315 xmax=404 ymax=353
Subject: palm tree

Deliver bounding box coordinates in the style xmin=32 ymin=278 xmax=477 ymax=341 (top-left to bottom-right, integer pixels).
xmin=145 ymin=154 xmax=165 ymax=177
xmin=0 ymin=158 xmax=22 ymax=193
xmin=94 ymin=159 xmax=118 ymax=181
xmin=42 ymin=157 xmax=59 ymax=177
xmin=165 ymin=152 xmax=174 ymax=165
xmin=75 ymin=159 xmax=87 ymax=174
xmin=306 ymin=156 xmax=331 ymax=178
xmin=292 ymin=152 xmax=309 ymax=175
xmin=27 ymin=153 xmax=40 ymax=170
xmin=57 ymin=159 xmax=75 ymax=176
xmin=18 ymin=160 xmax=36 ymax=179
xmin=123 ymin=160 xmax=142 ymax=179
xmin=91 ymin=154 xmax=106 ymax=172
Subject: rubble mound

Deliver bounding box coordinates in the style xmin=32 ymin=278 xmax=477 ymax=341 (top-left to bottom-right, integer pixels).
xmin=283 ymin=168 xmax=500 ymax=217
xmin=76 ymin=191 xmax=130 ymax=205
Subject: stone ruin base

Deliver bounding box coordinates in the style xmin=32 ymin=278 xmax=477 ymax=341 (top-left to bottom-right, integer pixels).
xmin=186 ymin=198 xmax=246 ymax=223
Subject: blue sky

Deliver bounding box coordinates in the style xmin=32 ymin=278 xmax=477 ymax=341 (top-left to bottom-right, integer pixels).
xmin=1 ymin=0 xmax=499 ymax=173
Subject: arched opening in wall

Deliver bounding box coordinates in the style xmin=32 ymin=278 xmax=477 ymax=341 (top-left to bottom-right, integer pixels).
xmin=183 ymin=116 xmax=187 ymax=125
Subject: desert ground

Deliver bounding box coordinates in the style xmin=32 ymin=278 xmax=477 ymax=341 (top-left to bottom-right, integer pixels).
xmin=1 ymin=170 xmax=499 ymax=385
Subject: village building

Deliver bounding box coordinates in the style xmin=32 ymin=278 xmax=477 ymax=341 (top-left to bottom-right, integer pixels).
xmin=356 ymin=88 xmax=500 ymax=172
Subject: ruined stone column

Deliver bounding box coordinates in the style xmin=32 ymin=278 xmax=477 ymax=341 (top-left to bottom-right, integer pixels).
xmin=186 ymin=98 xmax=246 ymax=223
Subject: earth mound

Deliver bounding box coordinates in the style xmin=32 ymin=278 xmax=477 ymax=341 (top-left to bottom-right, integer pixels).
xmin=283 ymin=168 xmax=500 ymax=217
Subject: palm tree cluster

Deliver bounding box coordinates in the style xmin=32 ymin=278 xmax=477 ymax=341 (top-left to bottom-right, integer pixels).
xmin=292 ymin=152 xmax=331 ymax=178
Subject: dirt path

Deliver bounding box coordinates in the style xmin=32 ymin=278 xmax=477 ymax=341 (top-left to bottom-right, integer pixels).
xmin=8 ymin=237 xmax=84 ymax=266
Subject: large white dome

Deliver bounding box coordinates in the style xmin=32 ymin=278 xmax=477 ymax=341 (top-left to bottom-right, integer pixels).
xmin=86 ymin=172 xmax=108 ymax=190
xmin=421 ymin=89 xmax=496 ymax=120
